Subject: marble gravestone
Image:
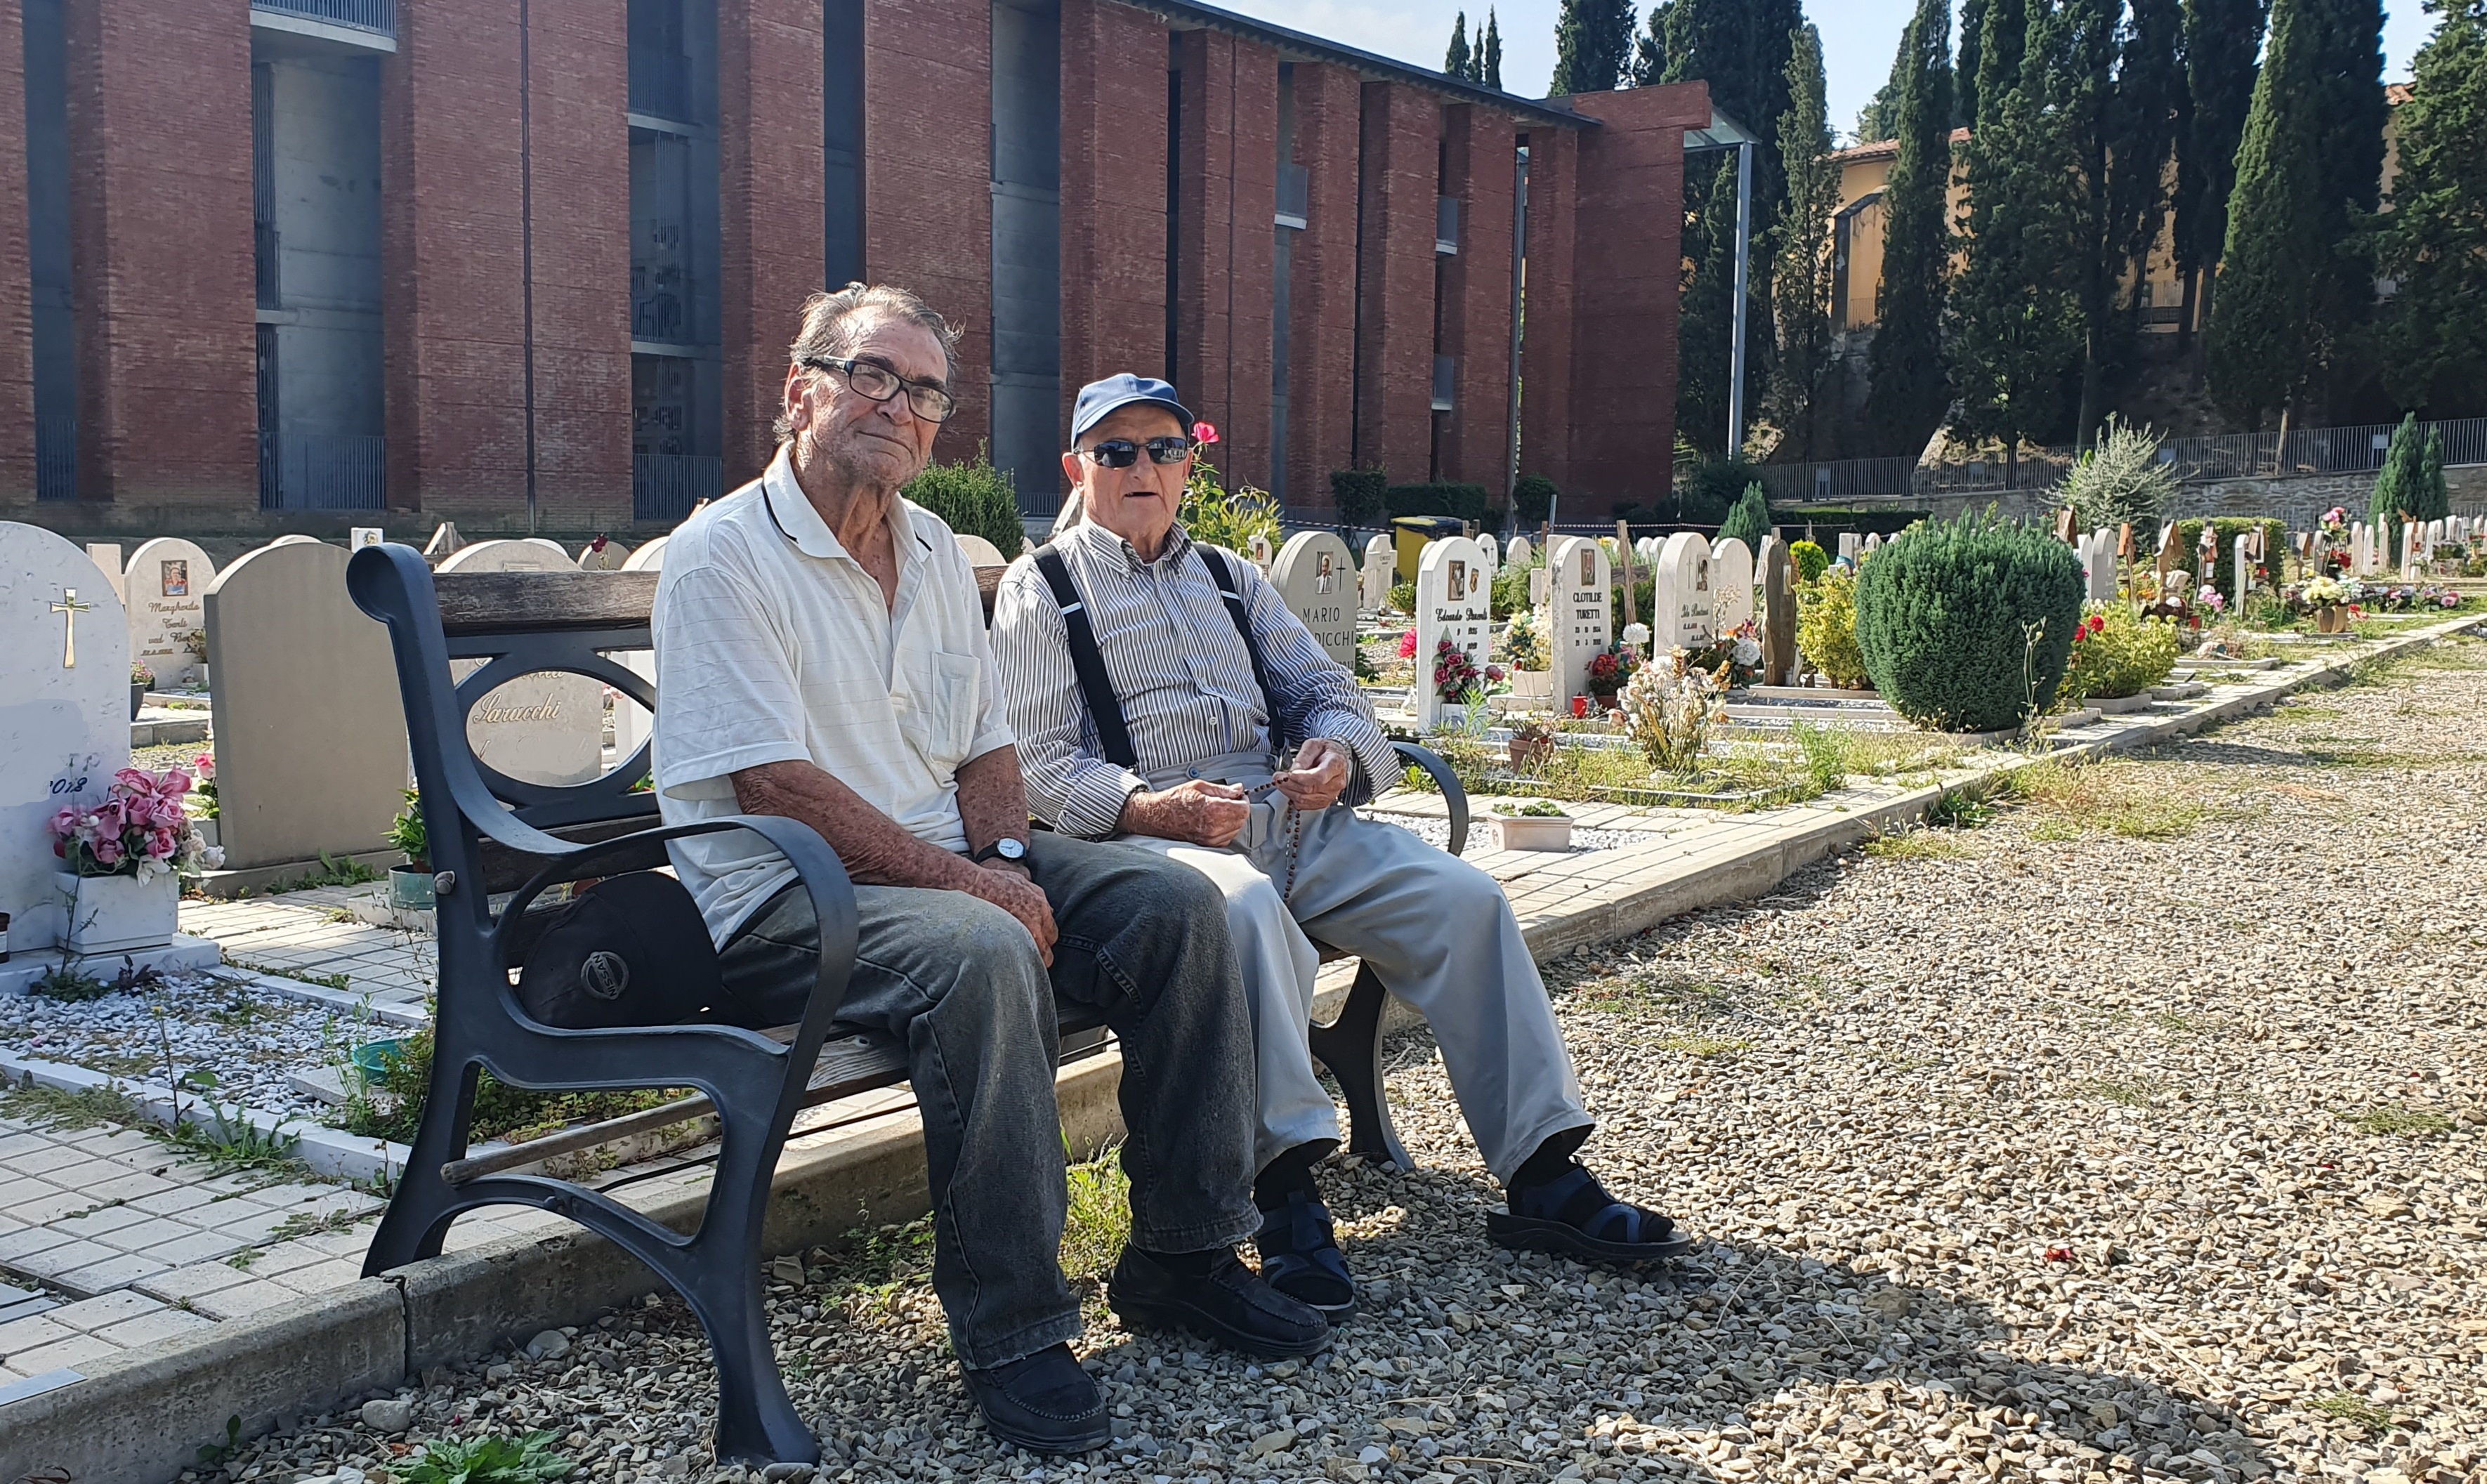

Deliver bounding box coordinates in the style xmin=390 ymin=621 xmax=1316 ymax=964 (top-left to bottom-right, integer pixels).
xmin=1710 ymin=537 xmax=1755 ymax=632
xmin=1247 ymin=533 xmax=1274 ymax=571
xmin=85 ymin=544 xmax=126 ymax=605
xmin=1476 ymin=534 xmax=1499 ymax=577
xmin=436 ymin=541 xmax=607 ymax=788
xmin=610 ymin=538 xmax=671 ymax=766
xmin=1 ymin=524 xmax=133 ymax=954
xmin=1545 ymin=536 xmax=1613 ymax=709
xmin=577 ymin=537 xmax=636 ymax=572
xmin=1759 ymin=537 xmax=1797 ymax=686
xmin=1413 ymin=537 xmax=1492 ymax=731
xmin=1651 ymin=532 xmax=1718 ymax=650
xmin=950 ymin=533 xmax=1007 ymax=567
xmin=204 ymin=539 xmax=409 ymax=876
xmin=2082 ymin=532 xmax=2117 ymax=601
xmin=1272 ymin=531 xmax=1358 ymax=669
xmin=124 ymin=537 xmax=217 ymax=688
xmin=350 ymin=527 xmax=386 ymax=552
xmin=1362 ymin=534 xmax=1395 ymax=613
xmin=524 ymin=537 xmax=572 ymax=561
xmin=1504 ymin=534 xmax=1532 ymax=571
xmin=1836 ymin=532 xmax=1861 ymax=563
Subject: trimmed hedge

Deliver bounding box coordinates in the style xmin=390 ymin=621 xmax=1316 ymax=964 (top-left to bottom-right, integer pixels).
xmin=1386 ymin=481 xmax=1495 ymax=528
xmin=2169 ymin=517 xmax=2288 ymax=592
xmin=1511 ymin=473 xmax=1561 ymax=525
xmin=1853 ymin=513 xmax=2085 ymax=733
xmin=903 ymin=447 xmax=1025 ymax=557
xmin=1330 ymin=467 xmax=1389 ymax=525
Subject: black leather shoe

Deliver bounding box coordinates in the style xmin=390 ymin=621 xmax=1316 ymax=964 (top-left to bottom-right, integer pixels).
xmin=1107 ymin=1245 xmax=1332 ymax=1358
xmin=962 ymin=1343 xmax=1108 ymax=1455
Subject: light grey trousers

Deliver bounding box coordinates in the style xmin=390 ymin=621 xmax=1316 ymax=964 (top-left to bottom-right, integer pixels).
xmin=1119 ymin=757 xmax=1590 ymax=1183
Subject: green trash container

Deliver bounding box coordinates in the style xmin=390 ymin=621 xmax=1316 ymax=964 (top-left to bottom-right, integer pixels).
xmin=1391 ymin=516 xmax=1466 ymax=584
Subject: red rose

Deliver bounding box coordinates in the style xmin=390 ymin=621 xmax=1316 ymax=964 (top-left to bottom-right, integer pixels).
xmin=1192 ymin=421 xmax=1220 ymax=445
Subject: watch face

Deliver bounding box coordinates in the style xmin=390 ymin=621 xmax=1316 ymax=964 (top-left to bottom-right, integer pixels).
xmin=996 ymin=837 xmax=1027 ymax=860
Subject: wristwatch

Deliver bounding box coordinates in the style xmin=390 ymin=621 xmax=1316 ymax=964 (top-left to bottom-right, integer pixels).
xmin=972 ymin=837 xmax=1029 ymax=866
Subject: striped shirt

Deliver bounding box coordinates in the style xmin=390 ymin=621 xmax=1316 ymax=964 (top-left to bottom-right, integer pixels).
xmin=991 ymin=520 xmax=1399 ymax=839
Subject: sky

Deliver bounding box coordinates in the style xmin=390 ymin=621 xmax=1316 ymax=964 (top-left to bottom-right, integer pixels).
xmin=1212 ymin=0 xmax=2432 ymax=144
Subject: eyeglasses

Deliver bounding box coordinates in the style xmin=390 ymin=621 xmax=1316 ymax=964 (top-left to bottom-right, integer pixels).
xmin=801 ymin=356 xmax=958 ymax=423
xmin=1079 ymin=436 xmax=1195 ymax=469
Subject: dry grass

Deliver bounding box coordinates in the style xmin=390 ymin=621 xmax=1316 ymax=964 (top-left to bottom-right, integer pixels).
xmin=1861 ymin=827 xmax=1967 ymax=862
xmin=1997 ymin=756 xmax=2210 ymax=840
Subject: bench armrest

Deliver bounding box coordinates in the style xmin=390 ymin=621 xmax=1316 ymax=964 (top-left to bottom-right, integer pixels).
xmin=1392 ymin=742 xmax=1467 ymax=857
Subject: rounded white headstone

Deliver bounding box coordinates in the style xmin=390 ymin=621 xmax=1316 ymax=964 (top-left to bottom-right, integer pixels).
xmin=577 ymin=539 xmax=636 ymax=572
xmin=953 ymin=533 xmax=1009 ymax=567
xmin=1710 ymin=537 xmax=1755 ymax=633
xmin=1414 ymin=537 xmax=1493 ymax=730
xmin=2 ymin=523 xmax=132 ymax=953
xmin=123 ymin=538 xmax=218 ymax=689
xmin=1546 ymin=535 xmax=1614 ymax=708
xmin=1272 ymin=531 xmax=1358 ymax=669
xmin=1652 ymin=532 xmax=1717 ymax=649
xmin=437 ymin=541 xmax=606 ymax=787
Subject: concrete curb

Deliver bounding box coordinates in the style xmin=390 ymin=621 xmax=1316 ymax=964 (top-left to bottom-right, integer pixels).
xmin=6 ymin=612 xmax=2476 ymax=1484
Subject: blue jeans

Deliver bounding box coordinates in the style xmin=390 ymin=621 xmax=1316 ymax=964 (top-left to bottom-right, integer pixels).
xmin=716 ymin=832 xmax=1259 ymax=1369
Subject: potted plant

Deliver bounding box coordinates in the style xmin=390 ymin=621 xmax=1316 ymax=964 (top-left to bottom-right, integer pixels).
xmin=1507 ymin=717 xmax=1556 ymax=770
xmin=1431 ymin=639 xmax=1481 ymax=728
xmin=47 ymin=763 xmax=223 ymax=954
xmin=1583 ymin=645 xmax=1637 ymax=711
xmin=181 ymin=629 xmax=210 ymax=690
xmin=129 ymin=660 xmax=153 ymax=721
xmin=387 ymin=789 xmax=435 ymax=910
xmin=1488 ymin=799 xmax=1574 ymax=852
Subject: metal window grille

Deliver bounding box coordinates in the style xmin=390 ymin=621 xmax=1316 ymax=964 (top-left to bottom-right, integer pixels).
xmin=260 ymin=433 xmax=386 ymax=511
xmin=634 ymin=452 xmax=724 ymax=522
xmin=35 ymin=416 xmax=76 ymax=501
xmin=251 ymin=0 xmax=395 ymax=36
xmin=1435 ymin=195 xmax=1459 ymax=254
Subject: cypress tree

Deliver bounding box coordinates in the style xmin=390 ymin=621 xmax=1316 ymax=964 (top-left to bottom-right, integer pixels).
xmin=1950 ymin=0 xmax=2085 ymax=463
xmin=2376 ymin=0 xmax=2487 ymax=416
xmin=1630 ymin=4 xmax=1669 ymax=86
xmin=2415 ymin=428 xmax=2450 ymax=523
xmin=1677 ymin=160 xmax=1743 ymax=453
xmin=1975 ymin=0 xmax=2029 ymax=117
xmin=1551 ymin=0 xmax=1636 ymax=93
xmin=1863 ymin=0 xmax=1956 ymax=455
xmin=1719 ymin=482 xmax=1776 ymax=549
xmin=1957 ymin=0 xmax=1987 ymax=125
xmin=1446 ymin=12 xmax=1474 ymax=79
xmin=2172 ymin=0 xmax=2266 ymax=346
xmin=2369 ymin=411 xmax=2423 ymax=558
xmin=1769 ymin=23 xmax=1840 ymax=458
xmin=1856 ymin=39 xmax=1910 ymax=141
xmin=1483 ymin=9 xmax=1506 ymax=89
xmin=2073 ymin=0 xmax=2184 ymax=445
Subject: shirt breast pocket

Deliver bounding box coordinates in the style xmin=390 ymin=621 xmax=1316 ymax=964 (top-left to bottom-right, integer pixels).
xmin=896 ymin=648 xmax=983 ymax=773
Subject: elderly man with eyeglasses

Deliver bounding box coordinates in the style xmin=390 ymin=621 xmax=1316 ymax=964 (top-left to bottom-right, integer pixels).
xmin=650 ymin=293 xmax=1328 ymax=1455
xmin=991 ymin=375 xmax=1695 ymax=1325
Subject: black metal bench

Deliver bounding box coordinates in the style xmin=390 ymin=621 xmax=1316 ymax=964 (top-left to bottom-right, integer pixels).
xmin=344 ymin=542 xmax=1465 ymax=1464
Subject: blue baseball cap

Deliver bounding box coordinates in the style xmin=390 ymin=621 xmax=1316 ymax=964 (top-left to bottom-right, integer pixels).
xmin=1070 ymin=374 xmax=1193 ymax=446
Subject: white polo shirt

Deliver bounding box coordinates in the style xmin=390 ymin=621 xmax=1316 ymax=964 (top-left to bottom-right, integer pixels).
xmin=652 ymin=448 xmax=1015 ymax=941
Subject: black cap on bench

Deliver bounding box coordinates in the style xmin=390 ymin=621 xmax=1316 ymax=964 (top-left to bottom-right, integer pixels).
xmin=518 ymin=872 xmax=721 ymax=1029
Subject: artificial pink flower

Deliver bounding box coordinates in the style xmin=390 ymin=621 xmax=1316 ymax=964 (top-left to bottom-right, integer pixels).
xmin=1398 ymin=630 xmax=1417 ymax=659
xmin=195 ymin=754 xmax=215 ymax=778
xmin=91 ymin=836 xmax=124 ymax=866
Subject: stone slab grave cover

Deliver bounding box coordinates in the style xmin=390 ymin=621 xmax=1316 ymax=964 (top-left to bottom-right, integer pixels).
xmin=1652 ymin=532 xmax=1718 ymax=650
xmin=1757 ymin=535 xmax=1797 ymax=685
xmin=1413 ymin=537 xmax=1492 ymax=731
xmin=577 ymin=537 xmax=636 ymax=572
xmin=611 ymin=538 xmax=670 ymax=764
xmin=204 ymin=539 xmax=409 ymax=874
xmin=1 ymin=523 xmax=132 ymax=954
xmin=1362 ymin=534 xmax=1394 ymax=612
xmin=436 ymin=541 xmax=607 ymax=788
xmin=1272 ymin=531 xmax=1357 ymax=669
xmin=1711 ymin=537 xmax=1754 ymax=633
xmin=123 ymin=537 xmax=217 ymax=688
xmin=1546 ymin=535 xmax=1613 ymax=710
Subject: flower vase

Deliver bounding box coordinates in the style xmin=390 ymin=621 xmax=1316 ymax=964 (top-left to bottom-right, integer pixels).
xmin=54 ymin=871 xmax=181 ymax=955
xmin=1507 ymin=735 xmax=1554 ymax=770
xmin=129 ymin=683 xmax=147 ymax=722
xmin=2313 ymin=604 xmax=2347 ymax=635
xmin=389 ymin=865 xmax=437 ymax=911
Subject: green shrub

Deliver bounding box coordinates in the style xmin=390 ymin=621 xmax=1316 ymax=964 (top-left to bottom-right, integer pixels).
xmin=1796 ymin=567 xmax=1870 ymax=687
xmin=2061 ymin=603 xmax=2182 ymax=700
xmin=1490 ymin=549 xmax=1540 ymax=618
xmin=903 ymin=445 xmax=1026 ymax=557
xmin=2170 ymin=517 xmax=2288 ymax=592
xmin=1610 ymin=577 xmax=1657 ymax=634
xmin=1790 ymin=539 xmax=1830 ymax=584
xmin=2056 ymin=414 xmax=2178 ymax=532
xmin=1511 ymin=473 xmax=1561 ymax=525
xmin=1385 ymin=481 xmax=1494 ymax=527
xmin=1852 ymin=513 xmax=2085 ymax=732
xmin=1673 ymin=455 xmax=1766 ymax=525
xmin=1717 ymin=482 xmax=1773 ymax=549
xmin=1387 ymin=579 xmax=1415 ymax=614
xmin=1777 ymin=506 xmax=1933 ymax=540
xmin=1330 ymin=466 xmax=1389 ymax=525
xmin=1180 ymin=457 xmax=1284 ymax=555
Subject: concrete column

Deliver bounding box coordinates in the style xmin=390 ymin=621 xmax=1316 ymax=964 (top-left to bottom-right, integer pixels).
xmin=718 ymin=0 xmax=825 ymax=487
xmin=864 ymin=0 xmax=992 ymax=465
xmin=1170 ymin=29 xmax=1276 ymax=493
xmin=1518 ymin=127 xmax=1579 ymax=494
xmin=1351 ymin=81 xmax=1438 ymax=490
xmin=1441 ymin=105 xmax=1515 ymax=494
xmin=1281 ymin=60 xmax=1360 ymax=519
xmin=0 ymin=0 xmax=34 ymax=505
xmin=1058 ymin=0 xmax=1168 ymax=434
xmin=65 ymin=0 xmax=256 ymax=507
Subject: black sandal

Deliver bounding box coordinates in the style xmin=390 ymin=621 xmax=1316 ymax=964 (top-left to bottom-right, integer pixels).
xmin=1487 ymin=1162 xmax=1693 ymax=1263
xmin=1254 ymin=1189 xmax=1358 ymax=1322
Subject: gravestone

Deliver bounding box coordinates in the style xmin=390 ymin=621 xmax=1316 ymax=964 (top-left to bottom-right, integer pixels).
xmin=1759 ymin=537 xmax=1797 ymax=686
xmin=1247 ymin=533 xmax=1273 ymax=571
xmin=1476 ymin=534 xmax=1499 ymax=577
xmin=577 ymin=536 xmax=636 ymax=572
xmin=1412 ymin=537 xmax=1492 ymax=730
xmin=1272 ymin=531 xmax=1358 ymax=669
xmin=1504 ymin=534 xmax=1532 ymax=570
xmin=2082 ymin=532 xmax=2117 ymax=602
xmin=1 ymin=524 xmax=132 ymax=955
xmin=1862 ymin=532 xmax=1884 ymax=556
xmin=85 ymin=544 xmax=126 ymax=605
xmin=1545 ymin=536 xmax=1613 ymax=709
xmin=1837 ymin=532 xmax=1861 ymax=563
xmin=436 ymin=541 xmax=607 ymax=787
xmin=2052 ymin=508 xmax=2078 ymax=544
xmin=1362 ymin=534 xmax=1395 ymax=613
xmin=1710 ymin=537 xmax=1754 ymax=632
xmin=203 ymin=539 xmax=408 ymax=878
xmin=2233 ymin=536 xmax=2254 ymax=608
xmin=422 ymin=523 xmax=465 ymax=562
xmin=272 ymin=534 xmax=321 ymax=547
xmin=2155 ymin=525 xmax=2181 ymax=575
xmin=951 ymin=533 xmax=1006 ymax=567
xmin=350 ymin=527 xmax=386 ymax=552
xmin=1651 ymin=532 xmax=1717 ymax=650
xmin=611 ymin=538 xmax=671 ymax=766
xmin=124 ymin=538 xmax=218 ymax=689
xmin=1528 ymin=565 xmax=1549 ymax=608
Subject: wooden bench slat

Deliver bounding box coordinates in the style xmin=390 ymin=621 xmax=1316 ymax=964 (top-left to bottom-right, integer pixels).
xmin=435 ymin=570 xmax=660 ymax=634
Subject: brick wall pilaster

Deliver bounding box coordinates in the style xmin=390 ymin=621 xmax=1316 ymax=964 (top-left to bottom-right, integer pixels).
xmin=65 ymin=0 xmax=256 ymax=506
xmin=1441 ymin=105 xmax=1515 ymax=498
xmin=719 ymin=0 xmax=825 ymax=487
xmin=1518 ymin=127 xmax=1578 ymax=496
xmin=1058 ymin=0 xmax=1168 ymax=442
xmin=1169 ymin=29 xmax=1275 ymax=493
xmin=1352 ymin=82 xmax=1439 ymax=490
xmin=1282 ymin=60 xmax=1360 ymax=520
xmin=523 ymin=0 xmax=631 ymax=527
xmin=0 ymin=0 xmax=35 ymax=505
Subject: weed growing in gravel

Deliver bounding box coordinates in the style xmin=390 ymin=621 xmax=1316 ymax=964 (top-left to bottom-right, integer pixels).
xmin=1570 ymin=973 xmax=1736 ymax=1021
xmin=400 ymin=1430 xmax=573 ymax=1483
xmin=2346 ymin=1105 xmax=2458 ymax=1137
xmin=1999 ymin=757 xmax=2209 ymax=839
xmin=1861 ymin=828 xmax=1965 ymax=862
xmin=261 ymin=852 xmax=381 ymax=893
xmin=2082 ymin=1076 xmax=2164 ymax=1110
xmin=1060 ymin=1139 xmax=1132 ymax=1285
xmin=1927 ymin=791 xmax=1993 ymax=828
xmin=268 ymin=1207 xmax=365 ymax=1242
xmin=0 ymin=1078 xmax=145 ymax=1130
xmin=2309 ymin=1393 xmax=2395 ymax=1433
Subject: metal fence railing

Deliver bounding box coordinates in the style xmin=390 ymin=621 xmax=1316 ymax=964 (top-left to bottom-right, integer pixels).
xmin=36 ymin=416 xmax=76 ymax=501
xmin=251 ymin=0 xmax=395 ymax=36
xmin=634 ymin=452 xmax=724 ymax=523
xmin=260 ymin=432 xmax=386 ymax=511
xmin=628 ymin=47 xmax=693 ymax=122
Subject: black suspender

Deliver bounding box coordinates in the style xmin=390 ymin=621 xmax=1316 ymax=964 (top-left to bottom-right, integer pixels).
xmin=1030 ymin=540 xmax=1289 ymax=770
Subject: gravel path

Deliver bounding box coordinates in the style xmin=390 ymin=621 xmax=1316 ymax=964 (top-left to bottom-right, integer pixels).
xmin=209 ymin=638 xmax=2486 ymax=1484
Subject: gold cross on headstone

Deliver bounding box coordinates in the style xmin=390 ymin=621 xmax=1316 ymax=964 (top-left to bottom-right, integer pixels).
xmin=50 ymin=587 xmax=93 ymax=668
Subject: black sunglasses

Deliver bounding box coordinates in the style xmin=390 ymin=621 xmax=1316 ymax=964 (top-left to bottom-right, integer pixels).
xmin=1079 ymin=436 xmax=1195 ymax=469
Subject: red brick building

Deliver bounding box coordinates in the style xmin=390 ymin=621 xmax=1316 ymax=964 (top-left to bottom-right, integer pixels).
xmin=0 ymin=0 xmax=1720 ymax=534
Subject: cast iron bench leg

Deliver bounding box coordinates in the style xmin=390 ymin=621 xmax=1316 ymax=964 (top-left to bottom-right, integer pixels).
xmin=1306 ymin=966 xmax=1411 ymax=1171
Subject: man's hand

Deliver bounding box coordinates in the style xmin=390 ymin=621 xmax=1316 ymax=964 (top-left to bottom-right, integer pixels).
xmin=963 ymin=861 xmax=1058 ymax=967
xmin=1273 ymin=737 xmax=1351 ymax=813
xmin=1120 ymin=779 xmax=1252 ymax=847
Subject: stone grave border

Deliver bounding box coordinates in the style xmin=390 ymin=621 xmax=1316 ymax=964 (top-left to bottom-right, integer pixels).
xmin=4 ymin=608 xmax=2481 ymax=1484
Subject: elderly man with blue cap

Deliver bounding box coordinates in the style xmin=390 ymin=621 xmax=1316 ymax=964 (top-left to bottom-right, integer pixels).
xmin=992 ymin=375 xmax=1695 ymax=1327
